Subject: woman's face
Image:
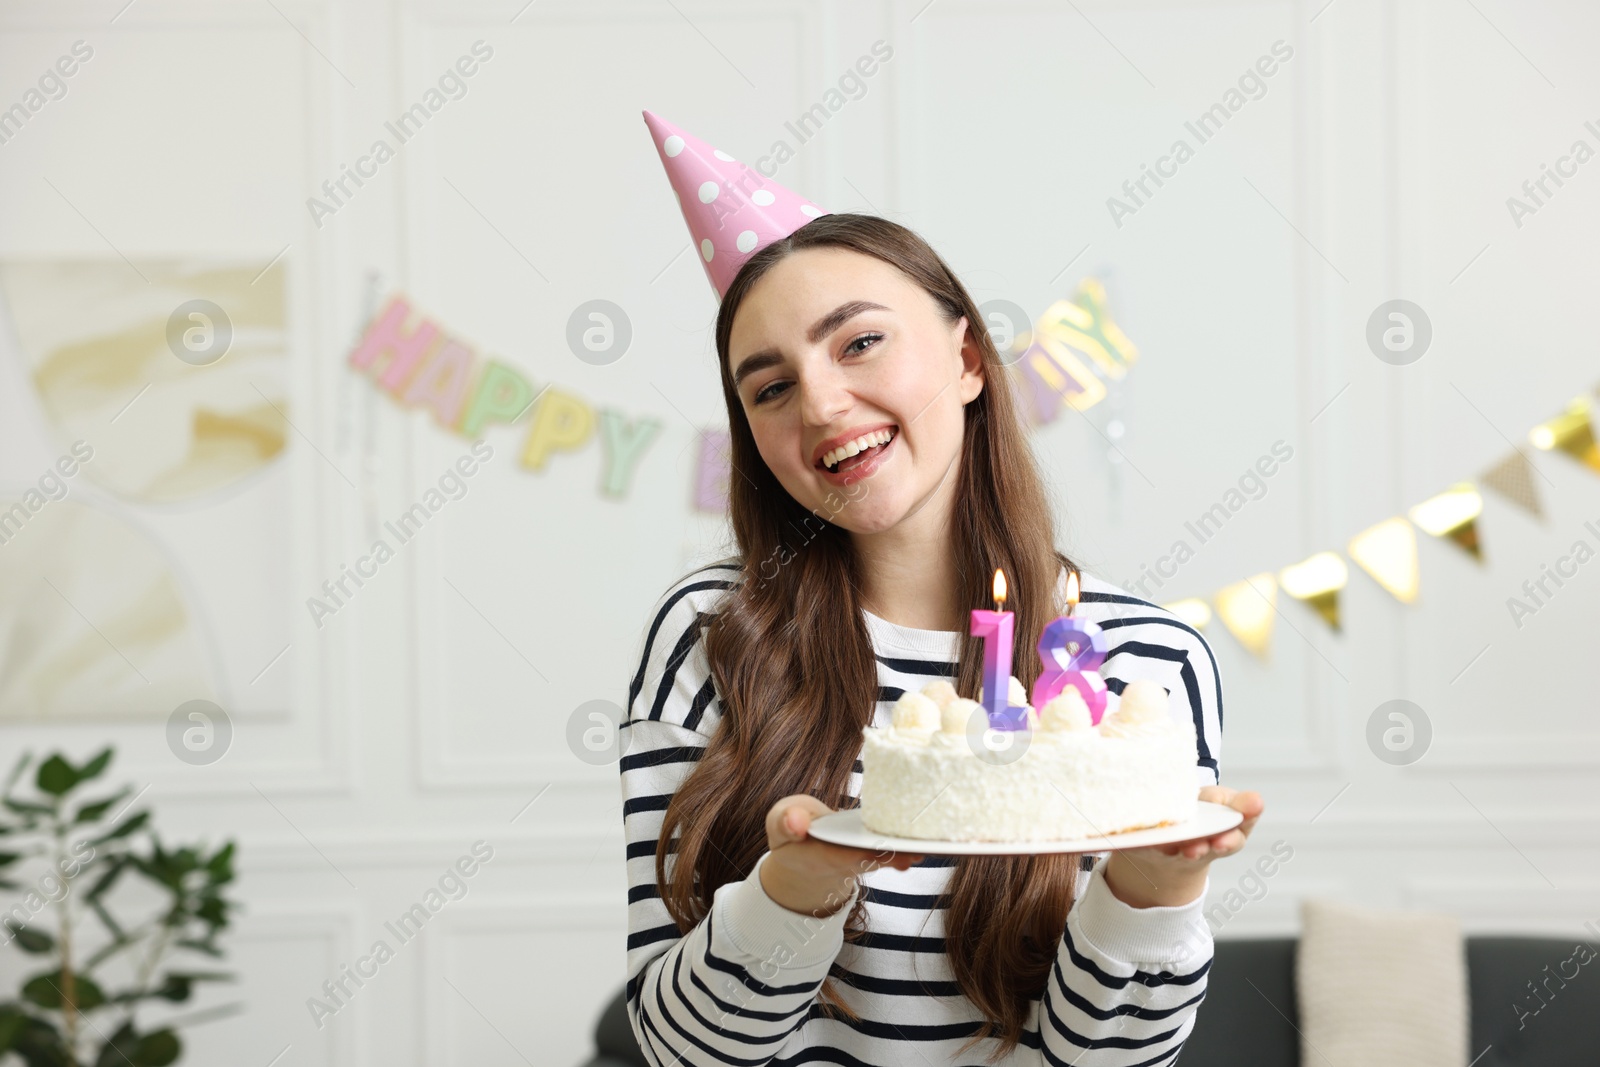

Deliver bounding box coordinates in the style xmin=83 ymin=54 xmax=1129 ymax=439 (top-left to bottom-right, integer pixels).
xmin=727 ymin=247 xmax=984 ymax=534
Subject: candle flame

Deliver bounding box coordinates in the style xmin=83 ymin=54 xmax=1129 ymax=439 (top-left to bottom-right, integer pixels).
xmin=993 ymin=569 xmax=1007 ymax=604
xmin=1065 ymin=568 xmax=1080 ymax=611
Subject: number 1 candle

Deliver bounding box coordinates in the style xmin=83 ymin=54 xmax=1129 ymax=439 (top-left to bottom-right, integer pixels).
xmin=970 ymin=569 xmax=1029 ymax=731
xmin=1029 ymin=569 xmax=1110 ymax=724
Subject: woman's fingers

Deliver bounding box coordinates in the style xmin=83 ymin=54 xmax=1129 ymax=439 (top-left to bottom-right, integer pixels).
xmin=1200 ymin=785 xmax=1264 ymax=818
xmin=763 ymin=796 xmax=927 ymax=877
xmin=1209 ymin=830 xmax=1243 ymax=855
xmin=765 ymin=794 xmax=835 ymax=848
xmin=1120 ymin=786 xmax=1266 ymax=868
xmin=1229 ymin=790 xmax=1265 ymax=827
xmin=1145 ymin=833 xmax=1232 ymax=862
xmin=783 ymin=807 xmax=809 ymax=838
xmin=1199 ymin=786 xmax=1265 ymax=846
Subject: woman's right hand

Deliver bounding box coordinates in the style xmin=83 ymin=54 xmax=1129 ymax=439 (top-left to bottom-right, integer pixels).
xmin=759 ymin=794 xmax=924 ymax=917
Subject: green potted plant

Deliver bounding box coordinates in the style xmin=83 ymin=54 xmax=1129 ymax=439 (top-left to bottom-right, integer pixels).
xmin=0 ymin=748 xmax=239 ymax=1066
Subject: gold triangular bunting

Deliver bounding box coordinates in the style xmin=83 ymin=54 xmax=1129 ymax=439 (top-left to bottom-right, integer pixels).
xmin=1348 ymin=518 xmax=1419 ymax=604
xmin=1479 ymin=451 xmax=1543 ymax=520
xmin=1448 ymin=524 xmax=1481 ymax=559
xmin=1530 ymin=396 xmax=1600 ymax=473
xmin=1304 ymin=589 xmax=1341 ymax=631
xmin=1161 ymin=598 xmax=1212 ymax=631
xmin=1277 ymin=551 xmax=1347 ymax=632
xmin=1408 ymin=483 xmax=1485 ymax=563
xmin=1213 ymin=573 xmax=1277 ymax=659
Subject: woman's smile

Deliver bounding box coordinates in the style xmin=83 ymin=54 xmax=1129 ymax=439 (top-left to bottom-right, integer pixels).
xmin=814 ymin=424 xmax=898 ymax=485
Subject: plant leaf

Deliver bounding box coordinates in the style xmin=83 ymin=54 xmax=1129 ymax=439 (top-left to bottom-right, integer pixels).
xmin=205 ymin=842 xmax=236 ymax=880
xmin=77 ymin=748 xmax=113 ymax=783
xmin=174 ymin=938 xmax=223 ymax=957
xmin=92 ymin=810 xmax=149 ymax=845
xmin=1 ymin=751 xmax=29 ymax=795
xmin=34 ymin=757 xmax=77 ymax=797
xmin=2 ymin=798 xmax=54 ymax=817
xmin=5 ymin=921 xmax=54 ymax=954
xmin=92 ymin=1024 xmax=181 ymax=1067
xmin=92 ymin=1021 xmax=137 ymax=1067
xmin=86 ymin=857 xmax=127 ymax=902
xmin=0 ymin=1006 xmax=26 ymax=1049
xmin=22 ymin=972 xmax=107 ymax=1011
xmin=81 ymin=921 xmax=137 ymax=971
xmin=73 ymin=790 xmax=128 ymax=825
xmin=88 ymin=898 xmax=128 ymax=941
xmin=8 ymin=1013 xmax=70 ymax=1067
xmin=165 ymin=970 xmax=233 ymax=984
xmin=149 ymin=974 xmax=193 ymax=1003
xmin=133 ymin=1029 xmax=181 ymax=1067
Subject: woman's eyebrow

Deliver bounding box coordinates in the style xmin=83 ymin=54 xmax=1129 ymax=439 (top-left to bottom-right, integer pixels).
xmin=732 ymin=300 xmax=892 ymax=387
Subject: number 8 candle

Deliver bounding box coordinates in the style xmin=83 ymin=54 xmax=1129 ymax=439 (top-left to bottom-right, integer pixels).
xmin=970 ymin=569 xmax=1029 ymax=731
xmin=1029 ymin=569 xmax=1109 ymax=724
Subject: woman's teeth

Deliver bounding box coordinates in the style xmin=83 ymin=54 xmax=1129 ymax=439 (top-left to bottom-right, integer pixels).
xmin=822 ymin=428 xmax=895 ymax=471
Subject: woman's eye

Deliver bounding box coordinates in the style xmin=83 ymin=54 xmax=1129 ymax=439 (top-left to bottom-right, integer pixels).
xmin=754 ymin=380 xmax=790 ymax=404
xmin=845 ymin=333 xmax=883 ymax=356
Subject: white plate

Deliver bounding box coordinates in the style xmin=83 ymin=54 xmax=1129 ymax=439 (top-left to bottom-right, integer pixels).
xmin=806 ymin=801 xmax=1244 ymax=856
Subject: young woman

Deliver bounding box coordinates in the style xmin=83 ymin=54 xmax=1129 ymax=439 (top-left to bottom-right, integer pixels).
xmin=620 ymin=212 xmax=1263 ymax=1066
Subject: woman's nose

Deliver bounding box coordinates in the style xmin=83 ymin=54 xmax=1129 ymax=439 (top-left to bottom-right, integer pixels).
xmin=797 ymin=367 xmax=851 ymax=426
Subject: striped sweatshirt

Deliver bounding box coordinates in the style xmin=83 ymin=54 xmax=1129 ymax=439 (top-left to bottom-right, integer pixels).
xmin=620 ymin=560 xmax=1225 ymax=1066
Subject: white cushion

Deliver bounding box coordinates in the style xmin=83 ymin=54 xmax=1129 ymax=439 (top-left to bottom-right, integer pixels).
xmin=1295 ymin=897 xmax=1468 ymax=1067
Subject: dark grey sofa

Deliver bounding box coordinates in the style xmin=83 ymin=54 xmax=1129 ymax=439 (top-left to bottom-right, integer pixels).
xmin=582 ymin=936 xmax=1597 ymax=1065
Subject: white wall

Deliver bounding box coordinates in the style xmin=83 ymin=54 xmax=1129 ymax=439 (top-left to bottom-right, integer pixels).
xmin=1 ymin=1 xmax=1597 ymax=1065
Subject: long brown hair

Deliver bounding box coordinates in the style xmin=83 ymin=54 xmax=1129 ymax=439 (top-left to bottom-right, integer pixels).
xmin=657 ymin=213 xmax=1081 ymax=1060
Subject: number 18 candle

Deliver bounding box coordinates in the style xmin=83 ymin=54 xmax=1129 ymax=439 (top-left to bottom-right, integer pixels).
xmin=1029 ymin=569 xmax=1110 ymax=724
xmin=970 ymin=569 xmax=1029 ymax=731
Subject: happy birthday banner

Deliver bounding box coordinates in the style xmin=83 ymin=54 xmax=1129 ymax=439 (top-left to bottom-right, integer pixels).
xmin=347 ymin=296 xmax=664 ymax=499
xmin=345 ymin=281 xmax=1137 ymax=510
xmin=1162 ymin=390 xmax=1600 ymax=659
xmin=1005 ymin=277 xmax=1140 ymax=422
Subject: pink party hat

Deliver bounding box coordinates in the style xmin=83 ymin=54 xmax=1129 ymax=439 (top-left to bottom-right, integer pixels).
xmin=643 ymin=109 xmax=830 ymax=300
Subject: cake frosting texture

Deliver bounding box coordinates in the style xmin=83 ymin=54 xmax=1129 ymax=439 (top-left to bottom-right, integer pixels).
xmin=859 ymin=679 xmax=1197 ymax=842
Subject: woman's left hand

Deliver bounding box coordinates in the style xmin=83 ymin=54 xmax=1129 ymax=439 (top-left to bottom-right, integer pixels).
xmin=1101 ymin=785 xmax=1264 ymax=909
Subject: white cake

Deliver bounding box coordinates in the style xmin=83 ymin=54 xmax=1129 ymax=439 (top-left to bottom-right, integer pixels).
xmin=857 ymin=677 xmax=1197 ymax=842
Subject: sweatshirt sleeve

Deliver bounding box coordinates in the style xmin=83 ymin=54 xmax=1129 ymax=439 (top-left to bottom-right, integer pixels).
xmin=620 ymin=567 xmax=860 ymax=1067
xmin=1037 ymin=862 xmax=1213 ymax=1065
